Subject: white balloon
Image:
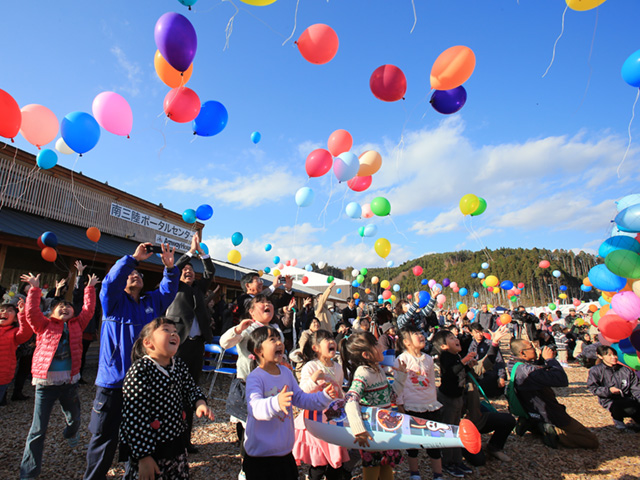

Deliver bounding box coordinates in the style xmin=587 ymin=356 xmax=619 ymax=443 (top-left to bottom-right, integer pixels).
xmin=318 ymin=261 xmax=327 ymax=269
xmin=55 ymin=137 xmax=75 ymax=155
xmin=352 ymin=269 xmax=360 ymax=277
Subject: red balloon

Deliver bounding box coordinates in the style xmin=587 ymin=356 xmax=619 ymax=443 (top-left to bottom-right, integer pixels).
xmin=86 ymin=227 xmax=101 ymax=243
xmin=41 ymin=247 xmax=57 ymax=263
xmin=297 ymin=24 xmax=339 ymax=65
xmin=487 ymin=286 xmax=493 ymax=292
xmin=382 ymin=290 xmax=392 ymax=300
xmin=370 ymin=65 xmax=407 ymax=102
xmin=517 ymin=282 xmax=525 ymax=289
xmin=347 ymin=175 xmax=372 ymax=192
xmin=163 ymin=87 xmax=201 ymax=123
xmin=412 ymin=265 xmax=423 ymax=276
xmin=0 ymin=89 xmax=22 ymax=140
xmin=36 ymin=236 xmax=45 ymax=249
xmin=302 ymin=276 xmax=309 ymax=284
xmin=305 ymin=148 xmax=333 ymax=178
xmin=328 ymin=129 xmax=352 ymax=157
xmin=539 ymin=260 xmax=550 ymax=269
xmin=598 ymin=313 xmax=636 ymax=342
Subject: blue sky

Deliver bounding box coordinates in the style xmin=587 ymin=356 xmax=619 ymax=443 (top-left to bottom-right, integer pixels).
xmin=3 ymin=0 xmax=640 ymax=270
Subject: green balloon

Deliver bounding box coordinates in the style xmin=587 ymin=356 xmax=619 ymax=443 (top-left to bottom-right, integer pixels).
xmin=622 ymin=353 xmax=640 ymax=370
xmin=360 ymin=268 xmax=368 ymax=276
xmin=358 ymin=226 xmax=365 ymax=237
xmin=357 ymin=274 xmax=365 ymax=283
xmin=605 ymin=249 xmax=640 ymax=279
xmin=510 ymin=295 xmax=517 ymax=302
xmin=371 ymin=196 xmax=391 ymax=216
xmin=548 ymin=302 xmax=556 ymax=310
xmin=471 ymin=197 xmax=487 ymax=216
xmin=327 ymin=276 xmax=334 ymax=283
xmin=593 ymin=309 xmax=601 ymax=325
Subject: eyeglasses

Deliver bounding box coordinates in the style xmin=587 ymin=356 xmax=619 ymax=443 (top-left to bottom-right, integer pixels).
xmin=129 ymin=271 xmax=144 ymax=278
xmin=522 ymin=346 xmax=535 ymax=352
xmin=251 ymin=278 xmax=263 ymax=284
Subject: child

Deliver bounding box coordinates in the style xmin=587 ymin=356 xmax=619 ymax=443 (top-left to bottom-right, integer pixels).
xmin=244 ymin=326 xmax=335 ymax=480
xmin=509 ymin=338 xmax=598 ymax=449
xmin=587 ymin=345 xmax=640 ymax=431
xmin=551 ymin=324 xmax=569 ymax=367
xmin=394 ymin=326 xmax=443 ymax=480
xmin=468 ymin=323 xmax=507 ymax=398
xmin=293 ymin=329 xmax=350 ymax=480
xmin=342 ymin=331 xmax=402 ymax=480
xmin=431 ymin=329 xmax=475 ymax=478
xmin=120 ymin=317 xmax=214 ymax=479
xmin=0 ymin=300 xmax=33 ymax=403
xmin=19 ymin=272 xmax=98 ymax=480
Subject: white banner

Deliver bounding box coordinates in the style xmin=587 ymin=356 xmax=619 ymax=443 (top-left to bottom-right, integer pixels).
xmin=110 ymin=203 xmax=193 ymax=240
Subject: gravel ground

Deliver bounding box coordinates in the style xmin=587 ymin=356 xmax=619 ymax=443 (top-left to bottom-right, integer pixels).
xmin=1 ymin=363 xmax=639 ymax=480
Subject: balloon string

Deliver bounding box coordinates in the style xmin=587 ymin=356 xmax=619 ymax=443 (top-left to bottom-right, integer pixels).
xmin=575 ymin=7 xmax=598 ymax=113
xmin=388 ymin=215 xmax=410 ymax=243
xmin=463 ymin=215 xmax=493 ymax=263
xmin=223 ymin=0 xmax=240 ymax=51
xmin=318 ymin=172 xmax=335 ymax=229
xmin=70 ymin=155 xmax=96 ymax=213
xmin=336 ymin=186 xmax=349 ymax=223
xmin=542 ymin=5 xmax=568 ymax=78
xmin=282 ymin=0 xmax=301 ymax=46
xmin=11 ymin=165 xmax=39 ymax=208
xmin=237 ymin=4 xmax=287 ymax=39
xmin=409 ymin=0 xmax=417 ymax=33
xmin=0 ymin=147 xmax=19 ymax=212
xmin=617 ymin=88 xmax=639 ymax=179
xmin=293 ymin=205 xmax=300 ymax=252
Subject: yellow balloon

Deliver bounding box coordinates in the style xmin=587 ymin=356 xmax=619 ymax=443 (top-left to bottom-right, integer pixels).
xmin=240 ymin=0 xmax=277 ymax=5
xmin=374 ymin=238 xmax=391 ymax=258
xmin=633 ymin=279 xmax=640 ymax=297
xmin=227 ymin=249 xmax=241 ymax=264
xmin=487 ymin=304 xmax=494 ymax=310
xmin=576 ymin=318 xmax=585 ymax=326
xmin=459 ymin=303 xmax=468 ymax=315
xmin=380 ymin=280 xmax=390 ymax=289
xmin=602 ymin=291 xmax=614 ymax=301
xmin=258 ymin=270 xmax=264 ymax=277
xmin=371 ymin=276 xmax=380 ymax=285
xmin=390 ymin=295 xmax=397 ymax=302
xmin=357 ymin=150 xmax=382 ymax=176
xmin=273 ymin=269 xmax=281 ymax=277
xmin=8 ymin=291 xmax=14 ymax=297
xmin=566 ymin=0 xmax=606 ymax=11
xmin=459 ymin=193 xmax=480 ymax=216
xmin=559 ymin=293 xmax=568 ymax=299
xmin=485 ymin=275 xmax=499 ymax=288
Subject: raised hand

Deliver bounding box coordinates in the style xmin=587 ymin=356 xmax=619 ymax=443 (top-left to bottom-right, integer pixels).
xmin=394 ymin=359 xmax=407 ymax=374
xmin=160 ymin=243 xmax=176 ymax=269
xmin=190 ymin=231 xmax=200 ymax=254
xmin=235 ymin=319 xmax=254 ymax=335
xmin=87 ymin=274 xmax=101 ymax=288
xmin=284 ymin=275 xmax=293 ymax=291
xmin=20 ymin=273 xmax=40 ymax=289
xmin=491 ymin=325 xmax=510 ymax=344
xmin=16 ymin=298 xmax=25 ymax=313
xmin=277 ymin=385 xmax=293 ymax=414
xmin=133 ymin=243 xmax=154 ymax=263
xmin=74 ymin=260 xmax=86 ymax=275
xmin=56 ymin=278 xmax=67 ymax=290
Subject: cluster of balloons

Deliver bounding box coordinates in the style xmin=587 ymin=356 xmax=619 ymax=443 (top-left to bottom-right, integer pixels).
xmin=182 ymin=204 xmax=213 ymax=224
xmin=579 ymin=194 xmax=640 ymax=370
xmin=459 ymin=194 xmax=487 ymax=216
xmin=37 ymin=231 xmax=58 ymax=263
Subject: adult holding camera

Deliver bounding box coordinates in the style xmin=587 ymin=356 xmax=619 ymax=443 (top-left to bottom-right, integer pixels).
xmin=84 ymin=243 xmax=179 ymax=480
xmin=236 ymin=272 xmax=293 ymax=320
xmin=513 ymin=306 xmax=537 ymax=341
xmin=165 ymin=231 xmax=215 ymax=453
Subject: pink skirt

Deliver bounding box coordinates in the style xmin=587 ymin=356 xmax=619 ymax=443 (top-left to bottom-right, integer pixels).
xmin=293 ymin=413 xmax=350 ymax=469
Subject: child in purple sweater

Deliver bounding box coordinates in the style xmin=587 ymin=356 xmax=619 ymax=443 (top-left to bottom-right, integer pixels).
xmin=244 ymin=326 xmax=335 ymax=480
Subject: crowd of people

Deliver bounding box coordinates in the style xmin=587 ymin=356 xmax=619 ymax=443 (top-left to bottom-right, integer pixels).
xmin=0 ymin=238 xmax=639 ymax=480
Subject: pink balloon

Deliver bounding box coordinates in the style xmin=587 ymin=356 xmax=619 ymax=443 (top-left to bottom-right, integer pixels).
xmin=450 ymin=282 xmax=458 ymax=289
xmin=611 ymin=291 xmax=640 ymax=322
xmin=278 ymin=263 xmax=284 ymax=270
xmin=362 ymin=203 xmax=374 ymax=218
xmin=428 ymin=279 xmax=436 ymax=288
xmin=573 ymin=299 xmax=581 ymax=307
xmin=413 ymin=265 xmax=423 ymax=276
xmin=347 ymin=175 xmax=372 ymax=192
xmin=539 ymin=260 xmax=550 ymax=269
xmin=437 ymin=303 xmax=444 ymax=309
xmin=517 ymin=282 xmax=525 ymax=289
xmin=466 ymin=312 xmax=474 ymax=320
xmin=19 ymin=104 xmax=58 ymax=148
xmin=328 ymin=129 xmax=353 ymax=156
xmin=291 ymin=258 xmax=298 ymax=266
xmin=382 ymin=290 xmax=392 ymax=300
xmin=436 ymin=294 xmax=446 ymax=304
xmin=305 ymin=148 xmax=333 ymax=178
xmin=514 ymin=288 xmax=521 ymax=295
xmin=452 ymin=286 xmax=460 ymax=293
xmin=92 ymin=92 xmax=133 ymax=137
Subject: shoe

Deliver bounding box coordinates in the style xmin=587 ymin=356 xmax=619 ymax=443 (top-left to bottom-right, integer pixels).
xmin=442 ymin=464 xmax=465 ymax=478
xmin=410 ymin=475 xmax=421 ymax=480
xmin=186 ymin=443 xmax=199 ymax=454
xmin=11 ymin=392 xmax=30 ymax=401
xmin=238 ymin=471 xmax=246 ymax=480
xmin=514 ymin=417 xmax=528 ymax=436
xmin=614 ymin=420 xmax=627 ymax=430
xmin=540 ymin=422 xmax=559 ymax=449
xmin=456 ymin=462 xmax=473 ymax=474
xmin=66 ymin=434 xmax=79 ymax=448
xmin=488 ymin=449 xmax=511 ymax=462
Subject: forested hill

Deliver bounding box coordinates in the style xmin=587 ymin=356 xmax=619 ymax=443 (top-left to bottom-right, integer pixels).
xmin=317 ymin=248 xmax=601 ymax=307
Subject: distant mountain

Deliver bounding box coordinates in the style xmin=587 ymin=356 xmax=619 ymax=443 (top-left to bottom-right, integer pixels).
xmin=331 ymin=247 xmax=600 ymax=307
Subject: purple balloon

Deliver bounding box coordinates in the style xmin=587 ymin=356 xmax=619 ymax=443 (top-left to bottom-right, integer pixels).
xmin=430 ymin=86 xmax=467 ymax=115
xmin=442 ymin=278 xmax=451 ymax=287
xmin=154 ymin=12 xmax=197 ymax=73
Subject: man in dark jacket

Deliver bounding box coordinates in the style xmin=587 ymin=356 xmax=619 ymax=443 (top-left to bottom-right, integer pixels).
xmin=509 ymin=338 xmax=598 ymax=449
xmin=468 ymin=323 xmax=506 ymax=397
xmin=235 ymin=272 xmax=293 ymax=319
xmin=165 ymin=231 xmax=215 ymax=452
xmin=341 ymin=297 xmax=357 ymax=325
xmin=477 ymin=304 xmax=496 ymax=332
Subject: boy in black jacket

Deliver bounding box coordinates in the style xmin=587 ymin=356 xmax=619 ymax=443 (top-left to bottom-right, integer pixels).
xmin=510 ymin=338 xmax=598 ymax=449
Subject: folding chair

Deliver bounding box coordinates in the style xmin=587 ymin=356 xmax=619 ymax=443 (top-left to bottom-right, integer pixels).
xmin=206 ymin=344 xmax=238 ymax=399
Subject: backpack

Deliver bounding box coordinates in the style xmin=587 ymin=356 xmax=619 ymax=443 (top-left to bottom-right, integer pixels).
xmin=506 ymin=362 xmax=530 ymax=419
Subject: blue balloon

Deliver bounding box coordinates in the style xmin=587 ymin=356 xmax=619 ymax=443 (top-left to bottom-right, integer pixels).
xmin=265 ymin=244 xmax=272 ymax=252
xmin=355 ymin=299 xmax=360 ymax=305
xmin=435 ymin=284 xmax=443 ymax=291
xmin=456 ymin=301 xmax=462 ymax=308
xmin=182 ymin=209 xmax=196 ymax=223
xmin=559 ymin=285 xmax=567 ymax=292
xmin=193 ymin=100 xmax=228 ymax=136
xmin=178 ymin=0 xmax=198 ymax=7
xmin=336 ymin=288 xmax=342 ymax=294
xmin=471 ymin=272 xmax=477 ymax=278
xmin=619 ymin=338 xmax=637 ymax=355
xmin=621 ymin=49 xmax=640 ymax=88
xmin=599 ymin=235 xmax=640 ymax=258
xmin=615 ymin=204 xmax=640 ymax=233
xmin=196 ymin=204 xmax=213 ymax=221
xmin=421 ymin=279 xmax=428 ymax=285
xmin=305 ymin=264 xmax=312 ymax=272
xmin=387 ymin=260 xmax=394 ymax=268
xmin=61 ymin=111 xmax=100 ymax=154
xmin=378 ymin=297 xmax=384 ymax=304
xmin=599 ymin=295 xmax=610 ymax=306
xmin=295 ymin=187 xmax=315 ymax=207
xmin=364 ymin=224 xmax=378 ymax=237
xmin=231 ymin=232 xmax=243 ymax=246
xmin=616 ymin=194 xmax=640 ymax=212
xmin=473 ymin=291 xmax=479 ymax=298
xmin=273 ymin=256 xmax=280 ymax=265
xmin=418 ymin=291 xmax=431 ymax=308
xmin=36 ymin=149 xmax=57 ymax=169
xmin=198 ymin=242 xmax=209 ymax=255
xmin=352 ymin=280 xmax=360 ymax=287
xmin=41 ymin=231 xmax=58 ymax=248
xmin=345 ymin=202 xmax=362 ymax=219
xmin=264 ymin=266 xmax=271 ymax=274
xmin=580 ymin=284 xmax=592 ymax=292
xmin=477 ymin=272 xmax=485 ymax=279
xmin=588 ymin=264 xmax=626 ymax=292
xmin=251 ymin=131 xmax=261 ymax=144
xmin=459 ymin=287 xmax=468 ymax=296
xmin=481 ymin=262 xmax=489 ymax=269
xmin=500 ymin=280 xmax=514 ymax=291
xmin=430 ymin=86 xmax=467 ymax=115
xmin=393 ymin=284 xmax=400 ymax=292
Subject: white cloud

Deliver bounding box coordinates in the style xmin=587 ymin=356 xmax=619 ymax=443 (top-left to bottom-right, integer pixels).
xmin=110 ymin=46 xmax=142 ymax=97
xmin=410 ymin=207 xmax=461 ymax=236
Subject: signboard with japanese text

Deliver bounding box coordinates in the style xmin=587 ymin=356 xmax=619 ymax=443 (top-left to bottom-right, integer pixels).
xmin=110 ymin=203 xmax=193 ymax=241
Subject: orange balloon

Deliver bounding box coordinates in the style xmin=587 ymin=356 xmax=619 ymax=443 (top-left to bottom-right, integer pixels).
xmin=430 ymin=46 xmax=476 ymax=91
xmin=41 ymin=247 xmax=57 ymax=262
xmin=600 ymin=304 xmax=611 ymax=316
xmin=357 ymin=150 xmax=382 ymax=176
xmin=588 ymin=304 xmax=598 ymax=313
xmin=86 ymin=227 xmax=101 ymax=243
xmin=154 ymin=50 xmax=193 ymax=88
xmin=20 ymin=104 xmax=59 ymax=148
xmin=583 ymin=277 xmax=592 ymax=287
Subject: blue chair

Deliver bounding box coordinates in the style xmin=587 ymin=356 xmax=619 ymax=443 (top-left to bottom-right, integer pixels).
xmin=205 ymin=342 xmax=238 ymax=399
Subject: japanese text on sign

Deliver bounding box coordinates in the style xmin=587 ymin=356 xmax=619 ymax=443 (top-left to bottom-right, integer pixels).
xmin=110 ymin=203 xmax=193 ymax=240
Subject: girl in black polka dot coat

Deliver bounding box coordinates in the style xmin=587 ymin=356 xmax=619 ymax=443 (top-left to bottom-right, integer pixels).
xmin=120 ymin=318 xmax=215 ymax=480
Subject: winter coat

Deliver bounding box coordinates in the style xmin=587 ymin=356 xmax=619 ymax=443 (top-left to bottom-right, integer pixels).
xmin=0 ymin=312 xmax=33 ymax=384
xmin=587 ymin=362 xmax=640 ymax=410
xmin=26 ymin=286 xmax=95 ymax=379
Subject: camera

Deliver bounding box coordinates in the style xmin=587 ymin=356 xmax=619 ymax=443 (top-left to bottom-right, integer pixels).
xmin=278 ymin=276 xmax=287 ymax=284
xmin=145 ymin=245 xmax=163 ymax=254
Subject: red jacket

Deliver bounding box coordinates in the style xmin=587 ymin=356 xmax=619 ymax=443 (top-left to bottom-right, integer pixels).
xmin=0 ymin=312 xmax=33 ymax=384
xmin=26 ymin=286 xmax=95 ymax=380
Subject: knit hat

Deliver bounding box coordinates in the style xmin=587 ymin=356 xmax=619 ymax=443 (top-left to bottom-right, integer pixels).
xmin=381 ymin=322 xmax=394 ymax=333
